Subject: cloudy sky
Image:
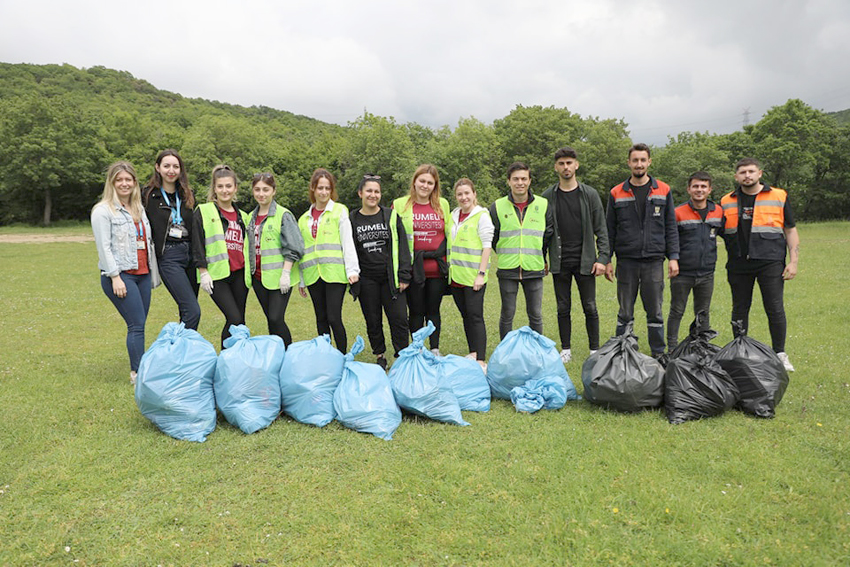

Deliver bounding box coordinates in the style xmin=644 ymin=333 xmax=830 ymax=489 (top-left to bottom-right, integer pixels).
xmin=3 ymin=0 xmax=849 ymax=144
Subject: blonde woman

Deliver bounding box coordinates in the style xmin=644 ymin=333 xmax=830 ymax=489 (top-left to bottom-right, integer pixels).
xmin=91 ymin=161 xmax=161 ymax=384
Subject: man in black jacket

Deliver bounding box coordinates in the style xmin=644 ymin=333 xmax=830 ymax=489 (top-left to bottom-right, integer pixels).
xmin=542 ymin=147 xmax=610 ymax=363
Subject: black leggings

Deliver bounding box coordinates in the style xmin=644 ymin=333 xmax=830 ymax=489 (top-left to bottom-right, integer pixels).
xmin=450 ymin=284 xmax=487 ymax=360
xmin=407 ymin=277 xmax=447 ymax=350
xmin=209 ymin=269 xmax=249 ymax=349
xmin=308 ymin=279 xmax=348 ymax=353
xmin=253 ymin=276 xmax=293 ymax=347
xmin=358 ymin=275 xmax=409 ymax=357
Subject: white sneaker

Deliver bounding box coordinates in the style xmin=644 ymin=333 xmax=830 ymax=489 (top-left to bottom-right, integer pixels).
xmin=430 ymin=348 xmax=442 ymax=357
xmin=589 ymin=350 xmax=598 ymax=356
xmin=777 ymin=352 xmax=795 ymax=372
xmin=465 ymin=353 xmax=477 ymax=360
xmin=130 ymin=371 xmax=137 ymax=385
xmin=559 ymin=349 xmax=572 ymax=364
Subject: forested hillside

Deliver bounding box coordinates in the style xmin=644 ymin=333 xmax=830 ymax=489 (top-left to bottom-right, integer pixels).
xmin=1 ymin=62 xmax=848 ymax=224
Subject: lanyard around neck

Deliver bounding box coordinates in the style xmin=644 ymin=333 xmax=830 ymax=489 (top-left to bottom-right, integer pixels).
xmin=161 ymin=189 xmax=182 ymax=225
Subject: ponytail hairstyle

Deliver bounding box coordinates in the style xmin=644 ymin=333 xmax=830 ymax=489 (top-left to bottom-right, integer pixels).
xmin=453 ymin=177 xmax=478 ymax=207
xmin=206 ymin=164 xmax=239 ymax=203
xmin=309 ymin=168 xmax=339 ymax=204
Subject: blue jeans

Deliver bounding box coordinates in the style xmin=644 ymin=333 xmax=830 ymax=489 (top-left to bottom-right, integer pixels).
xmin=158 ymin=241 xmax=201 ymax=330
xmin=615 ymin=258 xmax=665 ymax=355
xmin=498 ymin=277 xmax=544 ymax=339
xmin=101 ymin=272 xmax=151 ymax=372
xmin=666 ymin=273 xmax=714 ymax=350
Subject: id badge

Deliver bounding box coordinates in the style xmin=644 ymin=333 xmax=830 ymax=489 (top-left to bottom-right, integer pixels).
xmin=169 ymin=225 xmax=184 ymax=238
xmin=136 ymin=239 xmax=146 ymax=250
xmin=709 ymin=228 xmax=717 ymax=238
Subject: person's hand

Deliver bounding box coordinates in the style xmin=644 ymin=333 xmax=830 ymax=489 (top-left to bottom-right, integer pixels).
xmin=348 ymin=274 xmax=360 ymax=285
xmin=299 ymin=286 xmax=307 ymax=298
xmin=399 ymin=282 xmax=409 ymax=292
xmin=200 ymin=271 xmax=214 ymax=295
xmin=668 ymin=259 xmax=679 ymax=279
xmin=279 ymin=269 xmax=291 ymax=294
xmin=544 ymin=262 xmax=549 ymax=276
xmin=783 ymin=262 xmax=798 ymax=280
xmin=473 ymin=274 xmax=485 ymax=291
xmin=604 ymin=262 xmax=615 ymax=282
xmin=591 ymin=262 xmax=606 ymax=277
xmin=111 ymin=275 xmax=127 ymax=298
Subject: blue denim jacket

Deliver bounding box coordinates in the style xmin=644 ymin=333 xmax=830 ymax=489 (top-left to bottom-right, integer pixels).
xmin=91 ymin=201 xmax=161 ymax=286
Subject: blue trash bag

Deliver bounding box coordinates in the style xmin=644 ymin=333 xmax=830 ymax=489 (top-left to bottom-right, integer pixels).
xmin=279 ymin=334 xmax=344 ymax=427
xmin=510 ymin=377 xmax=569 ymax=413
xmin=581 ymin=324 xmax=665 ymax=412
xmin=214 ymin=325 xmax=284 ymax=434
xmin=334 ymin=336 xmax=402 ymax=440
xmin=388 ymin=322 xmax=468 ymax=426
xmin=487 ymin=326 xmax=579 ymax=402
xmin=440 ymin=355 xmax=490 ymax=412
xmin=135 ymin=322 xmax=218 ymax=442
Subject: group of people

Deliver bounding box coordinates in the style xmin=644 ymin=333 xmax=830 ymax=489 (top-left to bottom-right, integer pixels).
xmin=92 ymin=145 xmax=800 ymax=385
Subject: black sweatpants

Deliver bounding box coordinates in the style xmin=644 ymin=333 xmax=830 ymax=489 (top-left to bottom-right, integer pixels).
xmin=210 ymin=268 xmax=249 ymax=349
xmin=358 ymin=275 xmax=409 ymax=357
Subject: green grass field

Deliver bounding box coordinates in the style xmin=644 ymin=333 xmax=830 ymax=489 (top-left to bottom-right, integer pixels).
xmin=1 ymin=222 xmax=848 ymax=566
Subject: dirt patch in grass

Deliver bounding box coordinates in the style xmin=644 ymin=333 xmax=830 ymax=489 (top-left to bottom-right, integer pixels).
xmin=0 ymin=234 xmax=93 ymax=243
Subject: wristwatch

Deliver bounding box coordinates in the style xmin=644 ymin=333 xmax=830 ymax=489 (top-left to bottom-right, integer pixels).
xmin=477 ymin=271 xmax=486 ymax=276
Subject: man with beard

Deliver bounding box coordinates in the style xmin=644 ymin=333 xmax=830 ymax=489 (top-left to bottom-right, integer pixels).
xmin=542 ymin=147 xmax=609 ymax=363
xmin=605 ymin=143 xmax=679 ymax=362
xmin=720 ymin=158 xmax=799 ymax=371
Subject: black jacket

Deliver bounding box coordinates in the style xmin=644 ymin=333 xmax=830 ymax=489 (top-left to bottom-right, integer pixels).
xmin=144 ymin=187 xmax=195 ymax=258
xmin=541 ymin=182 xmax=610 ymax=275
xmin=349 ymin=205 xmax=413 ymax=298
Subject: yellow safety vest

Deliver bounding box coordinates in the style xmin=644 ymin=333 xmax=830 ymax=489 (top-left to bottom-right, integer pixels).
xmin=198 ymin=202 xmax=251 ymax=286
xmin=494 ymin=196 xmax=546 ymax=271
xmin=448 ymin=209 xmax=489 ymax=286
xmin=298 ymin=203 xmax=348 ymax=286
xmin=392 ymin=195 xmax=452 ymax=258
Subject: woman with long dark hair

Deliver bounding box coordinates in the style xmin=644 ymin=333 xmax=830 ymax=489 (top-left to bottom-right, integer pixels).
xmin=246 ymin=172 xmax=304 ymax=346
xmin=296 ymin=168 xmax=359 ymax=353
xmin=143 ymin=149 xmax=200 ymax=329
xmin=192 ymin=165 xmax=251 ymax=348
xmin=91 ymin=161 xmax=160 ymax=384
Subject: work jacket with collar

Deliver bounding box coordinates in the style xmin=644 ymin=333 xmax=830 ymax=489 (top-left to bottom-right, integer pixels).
xmin=144 ymin=186 xmax=195 ymax=257
xmin=720 ymin=185 xmax=788 ymax=262
xmin=606 ymin=175 xmax=679 ymax=261
xmin=91 ymin=201 xmax=161 ymax=287
xmin=541 ymin=182 xmax=610 ymax=276
xmin=675 ymin=200 xmax=723 ymax=277
xmin=488 ymin=191 xmax=554 ymax=280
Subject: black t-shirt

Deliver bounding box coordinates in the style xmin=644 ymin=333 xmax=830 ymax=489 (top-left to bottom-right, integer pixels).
xmin=352 ymin=210 xmax=390 ymax=280
xmin=556 ymin=188 xmax=582 ymax=267
xmin=727 ymin=189 xmax=796 ymax=272
xmin=632 ymin=182 xmax=651 ymax=223
xmin=696 ymin=206 xmax=709 ymax=221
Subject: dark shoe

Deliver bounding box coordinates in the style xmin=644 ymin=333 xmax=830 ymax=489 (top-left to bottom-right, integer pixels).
xmin=653 ymin=352 xmax=669 ymax=368
xmin=376 ymin=356 xmax=388 ymax=371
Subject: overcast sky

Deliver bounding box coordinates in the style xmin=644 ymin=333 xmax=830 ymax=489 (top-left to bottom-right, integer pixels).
xmin=3 ymin=0 xmax=849 ymax=145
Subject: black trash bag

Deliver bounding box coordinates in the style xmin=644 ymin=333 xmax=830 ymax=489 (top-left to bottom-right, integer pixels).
xmin=669 ymin=311 xmax=721 ymax=360
xmin=714 ymin=321 xmax=790 ymax=418
xmin=664 ymin=354 xmax=739 ymax=424
xmin=581 ymin=324 xmax=665 ymax=412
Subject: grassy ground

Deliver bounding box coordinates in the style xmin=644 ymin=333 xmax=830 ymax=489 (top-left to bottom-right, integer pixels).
xmin=0 ymin=222 xmax=848 ymax=566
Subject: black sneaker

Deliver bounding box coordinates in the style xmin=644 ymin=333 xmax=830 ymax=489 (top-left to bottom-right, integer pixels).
xmin=376 ymin=356 xmax=388 ymax=371
xmin=653 ymin=352 xmax=669 ymax=369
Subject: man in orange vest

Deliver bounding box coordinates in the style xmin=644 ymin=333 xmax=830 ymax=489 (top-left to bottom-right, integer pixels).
xmin=605 ymin=143 xmax=679 ymax=362
xmin=667 ymin=172 xmax=724 ymax=350
xmin=720 ymin=158 xmax=800 ymax=372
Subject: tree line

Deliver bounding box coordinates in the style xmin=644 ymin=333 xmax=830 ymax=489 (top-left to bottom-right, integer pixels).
xmin=1 ymin=62 xmax=848 ymax=225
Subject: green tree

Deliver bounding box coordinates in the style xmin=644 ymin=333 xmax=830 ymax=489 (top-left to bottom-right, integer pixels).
xmin=651 ymin=132 xmax=733 ymax=203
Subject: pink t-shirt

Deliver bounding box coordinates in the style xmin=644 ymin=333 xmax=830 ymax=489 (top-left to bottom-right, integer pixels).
xmin=412 ymin=202 xmax=445 ymax=279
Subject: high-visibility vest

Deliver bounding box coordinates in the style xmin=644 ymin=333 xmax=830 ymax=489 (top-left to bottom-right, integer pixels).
xmin=392 ymin=195 xmax=452 ymax=257
xmin=448 ymin=209 xmax=489 ymax=286
xmin=388 ymin=208 xmax=402 ymax=289
xmin=198 ymin=202 xmax=251 ymax=286
xmin=253 ymin=204 xmax=293 ymax=290
xmin=494 ymin=196 xmax=547 ymax=271
xmin=721 ymin=187 xmax=787 ymax=261
xmin=298 ymin=203 xmax=348 ymax=286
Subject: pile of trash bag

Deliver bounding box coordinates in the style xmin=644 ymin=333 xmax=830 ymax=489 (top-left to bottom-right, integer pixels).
xmin=487 ymin=326 xmax=578 ymax=411
xmin=135 ymin=322 xmax=218 ymax=442
xmin=214 ymin=325 xmax=284 ymax=434
xmin=279 ymin=334 xmax=344 ymax=427
xmin=439 ymin=355 xmax=490 ymax=412
xmin=334 ymin=336 xmax=402 ymax=440
xmin=669 ymin=311 xmax=721 ymax=360
xmin=389 ymin=322 xmax=468 ymax=425
xmin=715 ymin=322 xmax=790 ymax=418
xmin=582 ymin=325 xmax=664 ymax=412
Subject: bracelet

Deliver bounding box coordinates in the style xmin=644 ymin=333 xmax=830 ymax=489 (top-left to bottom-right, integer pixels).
xmin=477 ymin=271 xmax=486 ymax=276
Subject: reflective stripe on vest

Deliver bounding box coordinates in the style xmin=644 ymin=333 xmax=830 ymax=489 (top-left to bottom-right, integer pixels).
xmin=256 ymin=206 xmax=292 ymax=290
xmin=449 ymin=210 xmax=488 ymax=286
xmin=298 ymin=204 xmax=348 ymax=286
xmin=198 ymin=202 xmax=251 ymax=286
xmin=494 ymin=197 xmax=546 ymax=271
xmin=721 ymin=189 xmax=786 ymax=235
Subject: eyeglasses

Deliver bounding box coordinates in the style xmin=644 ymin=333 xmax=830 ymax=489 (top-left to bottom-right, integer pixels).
xmin=253 ymin=172 xmax=274 ymax=181
xmin=362 ymin=174 xmax=381 ymax=181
